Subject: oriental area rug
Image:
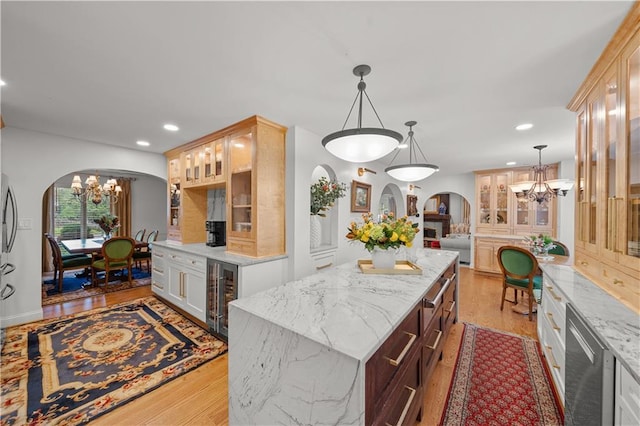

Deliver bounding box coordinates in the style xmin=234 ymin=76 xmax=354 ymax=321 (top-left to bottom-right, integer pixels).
xmin=1 ymin=297 xmax=227 ymax=425
xmin=440 ymin=323 xmax=563 ymax=426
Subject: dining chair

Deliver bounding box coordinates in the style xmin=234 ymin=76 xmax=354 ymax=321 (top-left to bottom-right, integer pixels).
xmin=548 ymin=240 xmax=569 ymax=257
xmin=497 ymin=245 xmax=542 ymax=321
xmin=133 ymin=229 xmax=158 ymax=272
xmin=44 ymin=233 xmax=92 ymax=293
xmin=91 ymin=236 xmax=136 ymax=287
xmin=134 ymin=228 xmax=146 ymax=242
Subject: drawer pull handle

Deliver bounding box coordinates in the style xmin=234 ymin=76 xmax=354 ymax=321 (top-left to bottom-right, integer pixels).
xmin=425 ymin=329 xmax=443 ymax=350
xmin=580 ymin=261 xmax=588 ymax=266
xmin=152 ymin=267 xmax=163 ymax=273
xmin=385 ymin=386 xmax=416 ymax=426
xmin=545 ymin=345 xmax=561 ymax=370
xmin=613 ymin=278 xmax=623 ymax=285
xmin=316 ymin=262 xmax=332 ymax=270
xmin=384 ymin=332 xmax=417 ymax=367
xmin=546 ymin=313 xmax=561 ymax=331
xmin=445 ymin=300 xmax=456 ymax=314
xmin=547 ymin=288 xmax=561 ymax=302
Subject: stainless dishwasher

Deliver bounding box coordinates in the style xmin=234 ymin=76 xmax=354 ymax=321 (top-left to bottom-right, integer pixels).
xmin=565 ymin=303 xmax=615 ymax=425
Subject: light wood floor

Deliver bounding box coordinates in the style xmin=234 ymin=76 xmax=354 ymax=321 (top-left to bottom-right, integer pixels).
xmin=41 ymin=267 xmax=537 ymax=425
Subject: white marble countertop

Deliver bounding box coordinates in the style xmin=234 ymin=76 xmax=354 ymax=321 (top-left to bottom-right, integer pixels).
xmin=539 ymin=264 xmax=640 ymax=383
xmin=230 ymin=249 xmax=458 ymax=362
xmin=153 ymin=241 xmax=287 ymax=266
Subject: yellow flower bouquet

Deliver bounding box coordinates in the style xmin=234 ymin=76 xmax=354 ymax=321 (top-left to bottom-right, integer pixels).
xmin=346 ymin=212 xmax=419 ymax=252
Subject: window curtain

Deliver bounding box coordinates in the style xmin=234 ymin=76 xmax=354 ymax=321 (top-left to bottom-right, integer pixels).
xmin=113 ymin=178 xmax=132 ymax=238
xmin=42 ymin=185 xmax=54 ymax=272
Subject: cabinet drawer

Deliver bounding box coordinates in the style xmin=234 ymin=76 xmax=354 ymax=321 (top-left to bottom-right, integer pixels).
xmin=226 ymin=238 xmax=255 ymax=256
xmin=373 ymin=348 xmax=423 ymax=426
xmin=541 ymin=327 xmax=565 ymax=402
xmin=311 ymin=251 xmax=335 ymax=270
xmin=443 ymin=280 xmax=456 ymax=333
xmin=366 ymin=304 xmax=421 ymax=408
xmin=423 ymin=311 xmax=444 ymax=382
xmin=617 ymin=362 xmax=640 ymax=414
xmin=167 ymin=251 xmax=206 ymax=270
xmin=423 ymin=282 xmax=443 ymax=327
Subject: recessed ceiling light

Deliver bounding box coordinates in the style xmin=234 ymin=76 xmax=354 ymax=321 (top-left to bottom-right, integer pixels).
xmin=136 ymin=140 xmax=150 ymax=147
xmin=506 ymin=161 xmax=517 ymax=166
xmin=515 ymin=123 xmax=533 ymax=131
xmin=0 ymin=79 xmax=5 ymax=86
xmin=163 ymin=123 xmax=179 ymax=131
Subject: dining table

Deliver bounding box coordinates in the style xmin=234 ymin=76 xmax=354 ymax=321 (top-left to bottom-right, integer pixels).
xmin=60 ymin=237 xmax=148 ymax=255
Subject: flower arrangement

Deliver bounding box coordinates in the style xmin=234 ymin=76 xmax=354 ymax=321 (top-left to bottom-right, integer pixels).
xmin=310 ymin=177 xmax=347 ymax=216
xmin=94 ymin=214 xmax=120 ymax=235
xmin=346 ymin=212 xmax=419 ymax=252
xmin=525 ymin=233 xmax=556 ymax=256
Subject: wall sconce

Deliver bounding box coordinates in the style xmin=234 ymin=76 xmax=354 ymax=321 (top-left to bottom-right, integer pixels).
xmin=357 ymin=167 xmax=377 ymax=176
xmin=408 ymin=184 xmax=421 ymax=191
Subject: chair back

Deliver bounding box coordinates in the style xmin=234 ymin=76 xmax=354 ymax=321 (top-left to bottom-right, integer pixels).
xmin=548 ymin=241 xmax=569 ymax=256
xmin=134 ymin=229 xmax=146 ymax=242
xmin=497 ymin=245 xmax=539 ymax=281
xmin=146 ymin=230 xmax=159 ymax=244
xmin=101 ymin=237 xmax=135 ymax=264
xmin=44 ymin=233 xmax=62 ymax=266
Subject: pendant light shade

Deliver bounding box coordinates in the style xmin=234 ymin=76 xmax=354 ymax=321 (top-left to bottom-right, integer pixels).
xmin=322 ymin=65 xmax=403 ymax=162
xmin=385 ymin=121 xmax=439 ymax=182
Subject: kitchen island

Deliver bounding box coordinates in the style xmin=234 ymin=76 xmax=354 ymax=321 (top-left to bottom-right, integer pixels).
xmin=228 ymin=249 xmax=459 ymax=425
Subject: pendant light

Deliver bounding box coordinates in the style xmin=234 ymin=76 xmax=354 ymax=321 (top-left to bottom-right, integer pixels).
xmin=508 ymin=145 xmax=574 ymax=203
xmin=322 ymin=64 xmax=403 ymax=162
xmin=385 ymin=121 xmax=439 ymax=182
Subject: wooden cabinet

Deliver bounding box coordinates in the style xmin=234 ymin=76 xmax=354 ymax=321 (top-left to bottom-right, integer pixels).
xmin=476 ymin=170 xmax=511 ymax=233
xmin=225 ymin=117 xmax=286 ymax=257
xmin=512 ymin=167 xmax=557 ymax=235
xmin=164 ymin=115 xmax=286 ymax=257
xmin=474 ymin=236 xmax=528 ymax=274
xmin=568 ymin=7 xmax=640 ymax=313
xmin=165 ymin=251 xmax=207 ymax=322
xmin=365 ymin=303 xmax=423 ymax=426
xmin=537 ymin=274 xmax=568 ymax=406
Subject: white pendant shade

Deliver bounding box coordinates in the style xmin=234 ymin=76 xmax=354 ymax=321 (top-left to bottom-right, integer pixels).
xmin=385 ymin=164 xmax=439 ymax=182
xmin=322 ymin=129 xmax=402 ymax=163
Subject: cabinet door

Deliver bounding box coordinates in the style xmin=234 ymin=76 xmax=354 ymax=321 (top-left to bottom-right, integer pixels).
xmin=228 ymin=129 xmax=255 ymax=239
xmin=203 ymin=138 xmax=226 ymax=183
xmin=167 ymin=262 xmax=185 ymax=308
xmin=183 ymin=265 xmax=206 ymax=321
xmin=494 ymin=172 xmax=510 ymax=230
xmin=477 ymin=174 xmax=492 ymax=229
xmin=475 ymin=240 xmax=496 ymax=273
xmin=167 ymin=155 xmax=181 ymax=241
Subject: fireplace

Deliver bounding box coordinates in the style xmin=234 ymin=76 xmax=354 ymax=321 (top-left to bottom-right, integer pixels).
xmin=423 ymin=214 xmax=451 ymax=247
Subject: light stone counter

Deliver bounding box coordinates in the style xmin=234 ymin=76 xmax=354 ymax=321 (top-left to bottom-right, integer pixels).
xmin=228 ymin=249 xmax=458 ymax=425
xmin=153 ymin=241 xmax=287 ymax=266
xmin=539 ymin=264 xmax=640 ymax=383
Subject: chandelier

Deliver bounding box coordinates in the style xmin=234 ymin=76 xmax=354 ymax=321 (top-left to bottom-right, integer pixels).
xmin=508 ymin=145 xmax=574 ymax=204
xmin=322 ymin=64 xmax=403 ymax=163
xmin=71 ymin=174 xmax=122 ymax=205
xmin=385 ymin=121 xmax=439 ymax=182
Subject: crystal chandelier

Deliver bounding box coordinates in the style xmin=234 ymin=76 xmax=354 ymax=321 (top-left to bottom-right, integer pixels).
xmin=508 ymin=145 xmax=574 ymax=204
xmin=71 ymin=174 xmax=122 ymax=205
xmin=385 ymin=121 xmax=439 ymax=182
xmin=322 ymin=64 xmax=403 ymax=163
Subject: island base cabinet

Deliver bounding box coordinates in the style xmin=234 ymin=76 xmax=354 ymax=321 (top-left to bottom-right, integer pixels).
xmin=615 ymin=362 xmax=640 ymax=426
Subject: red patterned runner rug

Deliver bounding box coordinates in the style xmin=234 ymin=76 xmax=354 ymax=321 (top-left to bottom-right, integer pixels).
xmin=1 ymin=296 xmax=227 ymax=425
xmin=440 ymin=323 xmax=563 ymax=426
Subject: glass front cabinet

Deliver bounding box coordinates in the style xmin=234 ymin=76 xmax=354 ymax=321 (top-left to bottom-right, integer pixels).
xmin=568 ymin=21 xmax=639 ymax=313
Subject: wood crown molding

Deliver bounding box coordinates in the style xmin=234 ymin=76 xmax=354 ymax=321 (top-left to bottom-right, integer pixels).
xmin=567 ymin=2 xmax=640 ymax=111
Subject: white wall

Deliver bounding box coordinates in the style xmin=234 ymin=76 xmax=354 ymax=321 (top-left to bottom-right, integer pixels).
xmin=557 ymin=159 xmax=576 ymax=253
xmin=0 ymin=127 xmax=167 ymax=326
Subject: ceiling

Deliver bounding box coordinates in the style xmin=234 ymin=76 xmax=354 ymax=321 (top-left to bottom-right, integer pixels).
xmin=1 ymin=1 xmax=634 ymax=177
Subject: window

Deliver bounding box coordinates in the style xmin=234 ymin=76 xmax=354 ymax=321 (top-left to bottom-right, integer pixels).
xmin=54 ymin=185 xmax=111 ymax=240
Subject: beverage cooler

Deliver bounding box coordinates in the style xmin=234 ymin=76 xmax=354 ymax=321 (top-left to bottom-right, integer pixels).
xmin=206 ymin=259 xmax=238 ymax=341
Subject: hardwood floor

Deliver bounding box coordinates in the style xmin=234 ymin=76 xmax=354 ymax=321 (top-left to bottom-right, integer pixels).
xmin=41 ymin=267 xmax=537 ymax=425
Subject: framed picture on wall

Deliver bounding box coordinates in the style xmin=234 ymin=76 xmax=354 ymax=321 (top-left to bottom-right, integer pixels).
xmin=407 ymin=194 xmax=418 ymax=216
xmin=351 ymin=180 xmax=371 ymax=212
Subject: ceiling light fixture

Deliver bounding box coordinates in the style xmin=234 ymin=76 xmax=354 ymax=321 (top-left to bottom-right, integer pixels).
xmin=508 ymin=145 xmax=574 ymax=204
xmin=322 ymin=64 xmax=403 ymax=162
xmin=0 ymin=79 xmax=5 ymax=86
xmin=164 ymin=123 xmax=179 ymax=131
xmin=71 ymin=174 xmax=122 ymax=205
xmin=136 ymin=140 xmax=150 ymax=147
xmin=515 ymin=123 xmax=533 ymax=131
xmin=385 ymin=121 xmax=439 ymax=182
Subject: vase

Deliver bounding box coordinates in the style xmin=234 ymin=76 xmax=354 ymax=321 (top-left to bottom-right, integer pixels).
xmin=371 ymin=247 xmax=397 ymax=269
xmin=103 ymin=232 xmax=112 ymax=241
xmin=310 ymin=215 xmax=321 ymax=249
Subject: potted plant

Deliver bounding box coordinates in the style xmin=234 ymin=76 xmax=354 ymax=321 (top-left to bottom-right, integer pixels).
xmin=309 ymin=177 xmax=346 ymax=248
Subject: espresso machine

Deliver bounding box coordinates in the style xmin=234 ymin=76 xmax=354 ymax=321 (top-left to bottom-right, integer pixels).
xmin=205 ymin=221 xmax=226 ymax=247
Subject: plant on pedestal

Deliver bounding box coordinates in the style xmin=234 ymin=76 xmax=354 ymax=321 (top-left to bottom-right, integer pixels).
xmin=310 ymin=177 xmax=347 ymax=249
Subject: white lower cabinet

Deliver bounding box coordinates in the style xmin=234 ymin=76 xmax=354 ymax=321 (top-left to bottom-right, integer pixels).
xmin=151 ymin=246 xmax=167 ymax=297
xmin=537 ymin=274 xmax=567 ymax=406
xmin=165 ymin=251 xmax=207 ymax=322
xmin=615 ymin=362 xmax=640 ymax=426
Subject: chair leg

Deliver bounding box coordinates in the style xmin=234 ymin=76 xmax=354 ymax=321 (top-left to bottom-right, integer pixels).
xmin=500 ymin=285 xmax=507 ymax=311
xmin=528 ymin=291 xmax=534 ymax=321
xmin=127 ymin=264 xmax=132 ymax=285
xmin=58 ymin=269 xmax=64 ymax=293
